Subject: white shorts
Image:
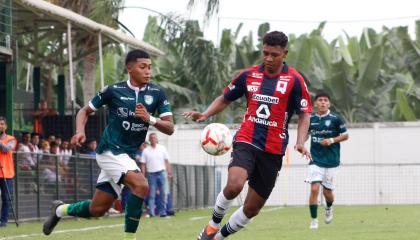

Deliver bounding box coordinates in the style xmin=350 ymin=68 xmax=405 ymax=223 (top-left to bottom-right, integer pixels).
xmin=305 ymin=164 xmax=339 ymax=190
xmin=96 ymin=151 xmax=140 ymax=195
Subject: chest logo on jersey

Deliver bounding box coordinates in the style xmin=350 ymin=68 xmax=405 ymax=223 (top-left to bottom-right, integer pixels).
xmin=325 ymin=120 xmax=331 ymax=127
xmin=251 ymin=72 xmax=263 ymax=79
xmin=120 ymin=96 xmax=135 ymax=101
xmin=247 ymin=85 xmax=259 ymax=92
xmin=118 ymin=107 xmax=135 ymax=118
xmin=144 ymin=95 xmax=154 ymax=105
xmin=252 ymin=94 xmax=279 ymax=104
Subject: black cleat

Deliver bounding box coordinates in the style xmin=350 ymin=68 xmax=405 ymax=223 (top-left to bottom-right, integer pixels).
xmin=43 ymin=200 xmax=64 ymax=235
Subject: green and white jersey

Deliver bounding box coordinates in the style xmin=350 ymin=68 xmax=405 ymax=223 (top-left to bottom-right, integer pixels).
xmin=309 ymin=110 xmax=347 ymax=168
xmin=89 ymin=80 xmax=172 ymax=159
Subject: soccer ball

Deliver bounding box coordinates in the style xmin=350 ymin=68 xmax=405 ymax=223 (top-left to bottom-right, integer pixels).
xmin=200 ymin=123 xmax=233 ymax=156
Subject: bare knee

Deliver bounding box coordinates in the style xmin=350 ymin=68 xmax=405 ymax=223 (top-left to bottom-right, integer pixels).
xmin=224 ymin=179 xmax=244 ymax=199
xmin=89 ymin=205 xmax=108 ymax=217
xmin=131 ymin=180 xmax=149 ymax=197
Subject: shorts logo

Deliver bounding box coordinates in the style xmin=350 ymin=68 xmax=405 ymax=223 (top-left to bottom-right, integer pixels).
xmin=144 ymin=95 xmax=154 ymax=105
xmin=228 ymin=84 xmax=235 ymax=90
xmin=122 ymin=121 xmax=130 ymax=130
xmin=247 ymin=85 xmax=259 ymax=92
xmin=252 ymin=94 xmax=279 ymax=104
xmin=163 ymin=100 xmax=170 ymax=105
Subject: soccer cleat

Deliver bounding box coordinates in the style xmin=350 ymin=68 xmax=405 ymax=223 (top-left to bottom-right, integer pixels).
xmin=43 ymin=200 xmax=64 ymax=235
xmin=310 ymin=219 xmax=319 ymax=229
xmin=325 ymin=207 xmax=333 ymax=224
xmin=197 ymin=224 xmax=220 ymax=240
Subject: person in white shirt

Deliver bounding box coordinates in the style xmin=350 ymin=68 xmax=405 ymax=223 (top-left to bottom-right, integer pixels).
xmin=140 ymin=133 xmax=172 ymax=217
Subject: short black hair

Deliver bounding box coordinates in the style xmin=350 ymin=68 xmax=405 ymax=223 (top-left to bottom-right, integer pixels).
xmin=125 ymin=49 xmax=150 ymax=65
xmin=314 ymin=91 xmax=331 ymax=101
xmin=263 ymin=31 xmax=288 ymax=48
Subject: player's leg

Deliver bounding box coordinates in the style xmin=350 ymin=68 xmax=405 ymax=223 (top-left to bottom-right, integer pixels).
xmin=322 ymin=166 xmax=337 ymax=224
xmin=214 ymin=150 xmax=282 ymax=239
xmin=123 ymin=170 xmax=148 ymax=240
xmin=308 ymin=164 xmax=324 ymax=229
xmin=198 ymin=142 xmax=255 ymax=240
xmin=43 ymin=187 xmax=115 ymax=235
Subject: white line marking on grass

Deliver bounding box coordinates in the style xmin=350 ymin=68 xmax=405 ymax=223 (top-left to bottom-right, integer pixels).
xmin=261 ymin=206 xmax=283 ymax=212
xmin=189 ymin=216 xmax=208 ymax=221
xmin=0 ymin=224 xmax=123 ymax=239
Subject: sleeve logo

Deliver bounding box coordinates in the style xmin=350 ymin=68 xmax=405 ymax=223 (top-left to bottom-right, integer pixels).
xmin=301 ymin=99 xmax=308 ymax=107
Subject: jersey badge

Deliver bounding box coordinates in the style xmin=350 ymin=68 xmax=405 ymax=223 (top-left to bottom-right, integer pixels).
xmin=144 ymin=95 xmax=154 ymax=105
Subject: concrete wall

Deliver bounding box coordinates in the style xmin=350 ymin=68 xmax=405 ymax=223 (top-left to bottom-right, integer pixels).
xmin=154 ymin=122 xmax=420 ymax=205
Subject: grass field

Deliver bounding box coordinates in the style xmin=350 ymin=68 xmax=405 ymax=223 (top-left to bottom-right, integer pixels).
xmin=1 ymin=205 xmax=420 ymax=240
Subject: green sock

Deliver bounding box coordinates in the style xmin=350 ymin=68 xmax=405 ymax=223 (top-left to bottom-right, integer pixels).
xmin=309 ymin=204 xmax=318 ymax=219
xmin=67 ymin=200 xmax=92 ymax=218
xmin=326 ymin=201 xmax=333 ymax=209
xmin=125 ymin=194 xmax=144 ymax=234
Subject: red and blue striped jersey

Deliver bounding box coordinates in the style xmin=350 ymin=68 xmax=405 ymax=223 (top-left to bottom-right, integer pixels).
xmin=223 ymin=63 xmax=312 ymax=155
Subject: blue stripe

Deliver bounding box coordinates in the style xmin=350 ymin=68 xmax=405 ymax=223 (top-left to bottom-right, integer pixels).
xmin=251 ymin=76 xmax=278 ymax=151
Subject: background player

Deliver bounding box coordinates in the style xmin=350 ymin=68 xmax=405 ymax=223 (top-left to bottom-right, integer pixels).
xmin=42 ymin=49 xmax=174 ymax=240
xmin=183 ymin=31 xmax=312 ymax=240
xmin=306 ymin=92 xmax=349 ymax=229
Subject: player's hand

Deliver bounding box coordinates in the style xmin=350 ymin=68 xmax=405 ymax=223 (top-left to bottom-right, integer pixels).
xmin=294 ymin=144 xmax=312 ymax=161
xmin=135 ymin=103 xmax=150 ymax=122
xmin=320 ymin=138 xmax=333 ymax=146
xmin=182 ymin=111 xmax=208 ymax=122
xmin=71 ymin=132 xmax=86 ymax=147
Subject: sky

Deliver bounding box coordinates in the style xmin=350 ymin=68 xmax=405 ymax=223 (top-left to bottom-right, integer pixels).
xmin=119 ymin=0 xmax=420 ymax=44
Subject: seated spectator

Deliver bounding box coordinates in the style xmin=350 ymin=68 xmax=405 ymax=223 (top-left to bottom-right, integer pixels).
xmin=83 ymin=139 xmax=97 ymax=156
xmin=20 ymin=132 xmax=36 ymax=170
xmin=60 ymin=140 xmax=73 ymax=166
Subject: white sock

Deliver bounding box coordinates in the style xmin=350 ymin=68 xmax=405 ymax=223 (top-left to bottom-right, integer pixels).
xmin=210 ymin=191 xmax=233 ymax=228
xmin=56 ymin=204 xmax=68 ymax=217
xmin=221 ymin=206 xmax=251 ymax=236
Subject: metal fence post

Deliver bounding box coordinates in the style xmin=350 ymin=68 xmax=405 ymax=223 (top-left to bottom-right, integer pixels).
xmin=36 ymin=153 xmax=41 ymax=220
xmin=89 ymin=157 xmax=94 ymax=197
xmin=55 ymin=154 xmax=59 ymax=200
xmin=14 ymin=152 xmax=19 ymax=220
xmin=74 ymin=153 xmax=79 ymax=202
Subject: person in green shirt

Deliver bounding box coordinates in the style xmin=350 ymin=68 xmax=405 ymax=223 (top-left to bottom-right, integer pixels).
xmin=306 ymin=92 xmax=349 ymax=229
xmin=42 ymin=49 xmax=174 ymax=240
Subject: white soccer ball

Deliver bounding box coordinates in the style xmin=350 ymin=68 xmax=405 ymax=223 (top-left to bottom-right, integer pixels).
xmin=200 ymin=123 xmax=233 ymax=156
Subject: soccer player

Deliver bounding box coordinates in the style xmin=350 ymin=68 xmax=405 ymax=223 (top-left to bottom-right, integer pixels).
xmin=183 ymin=31 xmax=312 ymax=240
xmin=42 ymin=49 xmax=174 ymax=240
xmin=306 ymin=92 xmax=349 ymax=229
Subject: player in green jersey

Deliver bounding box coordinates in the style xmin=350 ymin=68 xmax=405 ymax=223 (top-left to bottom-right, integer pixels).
xmin=43 ymin=49 xmax=174 ymax=240
xmin=306 ymin=92 xmax=348 ymax=229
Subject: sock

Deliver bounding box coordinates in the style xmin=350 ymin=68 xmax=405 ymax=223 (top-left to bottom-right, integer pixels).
xmin=56 ymin=204 xmax=69 ymax=217
xmin=219 ymin=206 xmax=251 ymax=238
xmin=125 ymin=194 xmax=144 ymax=234
xmin=326 ymin=201 xmax=333 ymax=209
xmin=309 ymin=204 xmax=318 ymax=219
xmin=210 ymin=192 xmax=233 ymax=227
xmin=66 ymin=200 xmax=92 ymax=218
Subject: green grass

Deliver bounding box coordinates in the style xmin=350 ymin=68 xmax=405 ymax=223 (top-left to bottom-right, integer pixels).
xmin=2 ymin=205 xmax=420 ymax=240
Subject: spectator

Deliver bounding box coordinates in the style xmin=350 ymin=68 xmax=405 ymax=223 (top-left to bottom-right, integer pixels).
xmin=40 ymin=140 xmax=50 ymax=153
xmin=140 ymin=133 xmax=172 ymax=217
xmin=20 ymin=132 xmax=36 ymax=169
xmin=60 ymin=141 xmax=72 ymax=166
xmin=32 ymin=100 xmax=58 ymax=134
xmin=83 ymin=139 xmax=97 ymax=156
xmin=0 ymin=116 xmax=17 ymax=228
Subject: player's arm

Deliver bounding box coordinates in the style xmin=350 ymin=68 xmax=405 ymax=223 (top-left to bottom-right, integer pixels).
xmin=182 ymin=95 xmax=231 ymax=122
xmin=71 ymin=105 xmax=95 ymax=147
xmin=320 ymin=133 xmax=349 ymax=146
xmin=295 ymin=112 xmax=312 ymax=160
xmin=135 ymin=104 xmax=174 ymax=135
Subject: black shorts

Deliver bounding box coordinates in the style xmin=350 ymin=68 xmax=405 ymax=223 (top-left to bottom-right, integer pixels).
xmin=228 ymin=142 xmax=283 ymax=199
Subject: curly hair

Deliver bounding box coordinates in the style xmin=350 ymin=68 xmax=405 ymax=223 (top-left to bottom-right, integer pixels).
xmin=262 ymin=31 xmax=288 ymax=48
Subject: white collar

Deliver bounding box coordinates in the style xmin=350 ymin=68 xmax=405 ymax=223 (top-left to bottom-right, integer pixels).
xmin=126 ymin=80 xmax=147 ymax=92
xmin=316 ymin=110 xmax=330 ymax=118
